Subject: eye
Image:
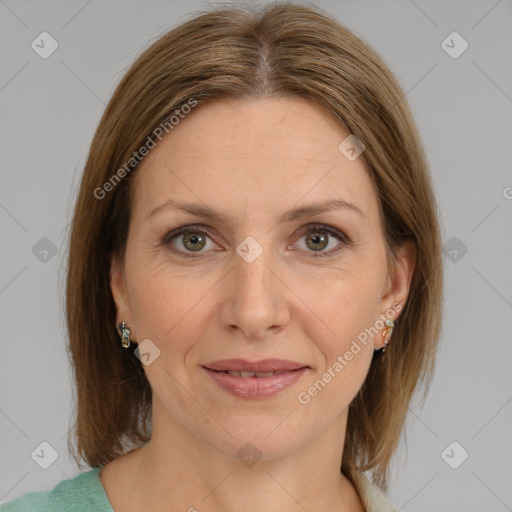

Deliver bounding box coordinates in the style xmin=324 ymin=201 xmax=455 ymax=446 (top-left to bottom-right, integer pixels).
xmin=293 ymin=223 xmax=350 ymax=257
xmin=162 ymin=223 xmax=350 ymax=259
xmin=162 ymin=225 xmax=218 ymax=258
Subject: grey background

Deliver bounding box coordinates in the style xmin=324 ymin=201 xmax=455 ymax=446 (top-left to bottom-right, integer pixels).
xmin=1 ymin=0 xmax=511 ymax=510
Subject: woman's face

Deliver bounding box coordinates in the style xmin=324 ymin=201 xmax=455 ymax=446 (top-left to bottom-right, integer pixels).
xmin=110 ymin=96 xmax=414 ymax=460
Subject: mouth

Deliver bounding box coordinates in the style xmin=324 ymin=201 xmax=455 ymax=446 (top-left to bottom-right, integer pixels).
xmin=202 ymin=359 xmax=310 ymax=399
xmin=203 ymin=358 xmax=309 ymax=374
xmin=207 ymin=369 xmax=293 ymax=378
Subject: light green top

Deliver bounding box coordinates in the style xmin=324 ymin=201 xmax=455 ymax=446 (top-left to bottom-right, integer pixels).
xmin=0 ymin=467 xmax=112 ymax=512
xmin=0 ymin=466 xmax=398 ymax=511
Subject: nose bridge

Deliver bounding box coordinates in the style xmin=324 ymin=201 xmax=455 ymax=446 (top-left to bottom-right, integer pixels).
xmin=221 ymin=235 xmax=289 ymax=337
xmin=234 ymin=238 xmax=276 ymax=309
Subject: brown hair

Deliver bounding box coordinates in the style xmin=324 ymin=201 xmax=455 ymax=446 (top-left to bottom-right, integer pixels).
xmin=66 ymin=1 xmax=443 ymax=493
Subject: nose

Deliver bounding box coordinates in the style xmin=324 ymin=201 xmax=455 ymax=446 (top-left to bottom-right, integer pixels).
xmin=219 ymin=242 xmax=291 ymax=340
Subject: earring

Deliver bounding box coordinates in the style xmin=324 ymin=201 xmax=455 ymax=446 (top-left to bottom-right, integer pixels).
xmin=381 ymin=319 xmax=395 ymax=353
xmin=119 ymin=321 xmax=131 ymax=348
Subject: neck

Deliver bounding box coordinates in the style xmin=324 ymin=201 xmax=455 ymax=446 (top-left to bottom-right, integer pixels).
xmin=120 ymin=400 xmax=363 ymax=512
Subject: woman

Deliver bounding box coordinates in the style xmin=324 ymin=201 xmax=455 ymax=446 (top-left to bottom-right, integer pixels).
xmin=1 ymin=2 xmax=443 ymax=511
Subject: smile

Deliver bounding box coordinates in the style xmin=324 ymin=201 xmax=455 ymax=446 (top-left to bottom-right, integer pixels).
xmin=216 ymin=370 xmax=287 ymax=378
xmin=202 ymin=363 xmax=309 ymax=399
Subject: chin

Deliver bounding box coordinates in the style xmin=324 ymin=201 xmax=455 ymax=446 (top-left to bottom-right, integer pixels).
xmin=195 ymin=413 xmax=314 ymax=463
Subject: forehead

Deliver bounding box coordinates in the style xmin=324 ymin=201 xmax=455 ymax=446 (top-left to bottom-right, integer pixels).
xmin=131 ymin=96 xmax=378 ymax=223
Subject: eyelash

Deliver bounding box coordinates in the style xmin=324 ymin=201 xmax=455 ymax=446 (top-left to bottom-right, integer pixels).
xmin=161 ymin=223 xmax=351 ymax=259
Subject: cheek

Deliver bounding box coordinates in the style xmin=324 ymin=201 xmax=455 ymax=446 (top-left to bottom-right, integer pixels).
xmin=302 ymin=266 xmax=384 ymax=348
xmin=294 ymin=259 xmax=385 ymax=407
xmin=297 ymin=278 xmax=379 ymax=411
xmin=126 ymin=255 xmax=218 ymax=351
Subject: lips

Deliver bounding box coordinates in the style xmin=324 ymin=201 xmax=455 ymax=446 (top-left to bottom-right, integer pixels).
xmin=204 ymin=358 xmax=307 ymax=373
xmin=219 ymin=370 xmax=282 ymax=378
xmin=202 ymin=359 xmax=309 ymax=398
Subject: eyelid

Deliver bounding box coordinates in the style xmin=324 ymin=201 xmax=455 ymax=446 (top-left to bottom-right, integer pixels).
xmin=293 ymin=223 xmax=351 ymax=244
xmin=161 ymin=224 xmax=215 ymax=245
xmin=162 ymin=222 xmax=351 ymax=258
xmin=289 ymin=223 xmax=351 ymax=258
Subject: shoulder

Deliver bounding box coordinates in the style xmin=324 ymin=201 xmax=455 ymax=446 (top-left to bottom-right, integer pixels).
xmin=0 ymin=467 xmax=112 ymax=512
xmin=350 ymin=470 xmax=399 ymax=512
xmin=0 ymin=490 xmax=49 ymax=512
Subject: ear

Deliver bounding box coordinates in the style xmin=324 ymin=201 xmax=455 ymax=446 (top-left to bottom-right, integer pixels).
xmin=376 ymin=241 xmax=416 ymax=348
xmin=110 ymin=252 xmax=134 ymax=338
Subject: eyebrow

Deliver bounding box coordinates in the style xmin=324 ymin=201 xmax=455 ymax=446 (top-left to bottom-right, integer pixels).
xmin=147 ymin=198 xmax=364 ymax=224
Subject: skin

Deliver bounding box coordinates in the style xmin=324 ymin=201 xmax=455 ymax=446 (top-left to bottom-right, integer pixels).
xmin=104 ymin=96 xmax=416 ymax=512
